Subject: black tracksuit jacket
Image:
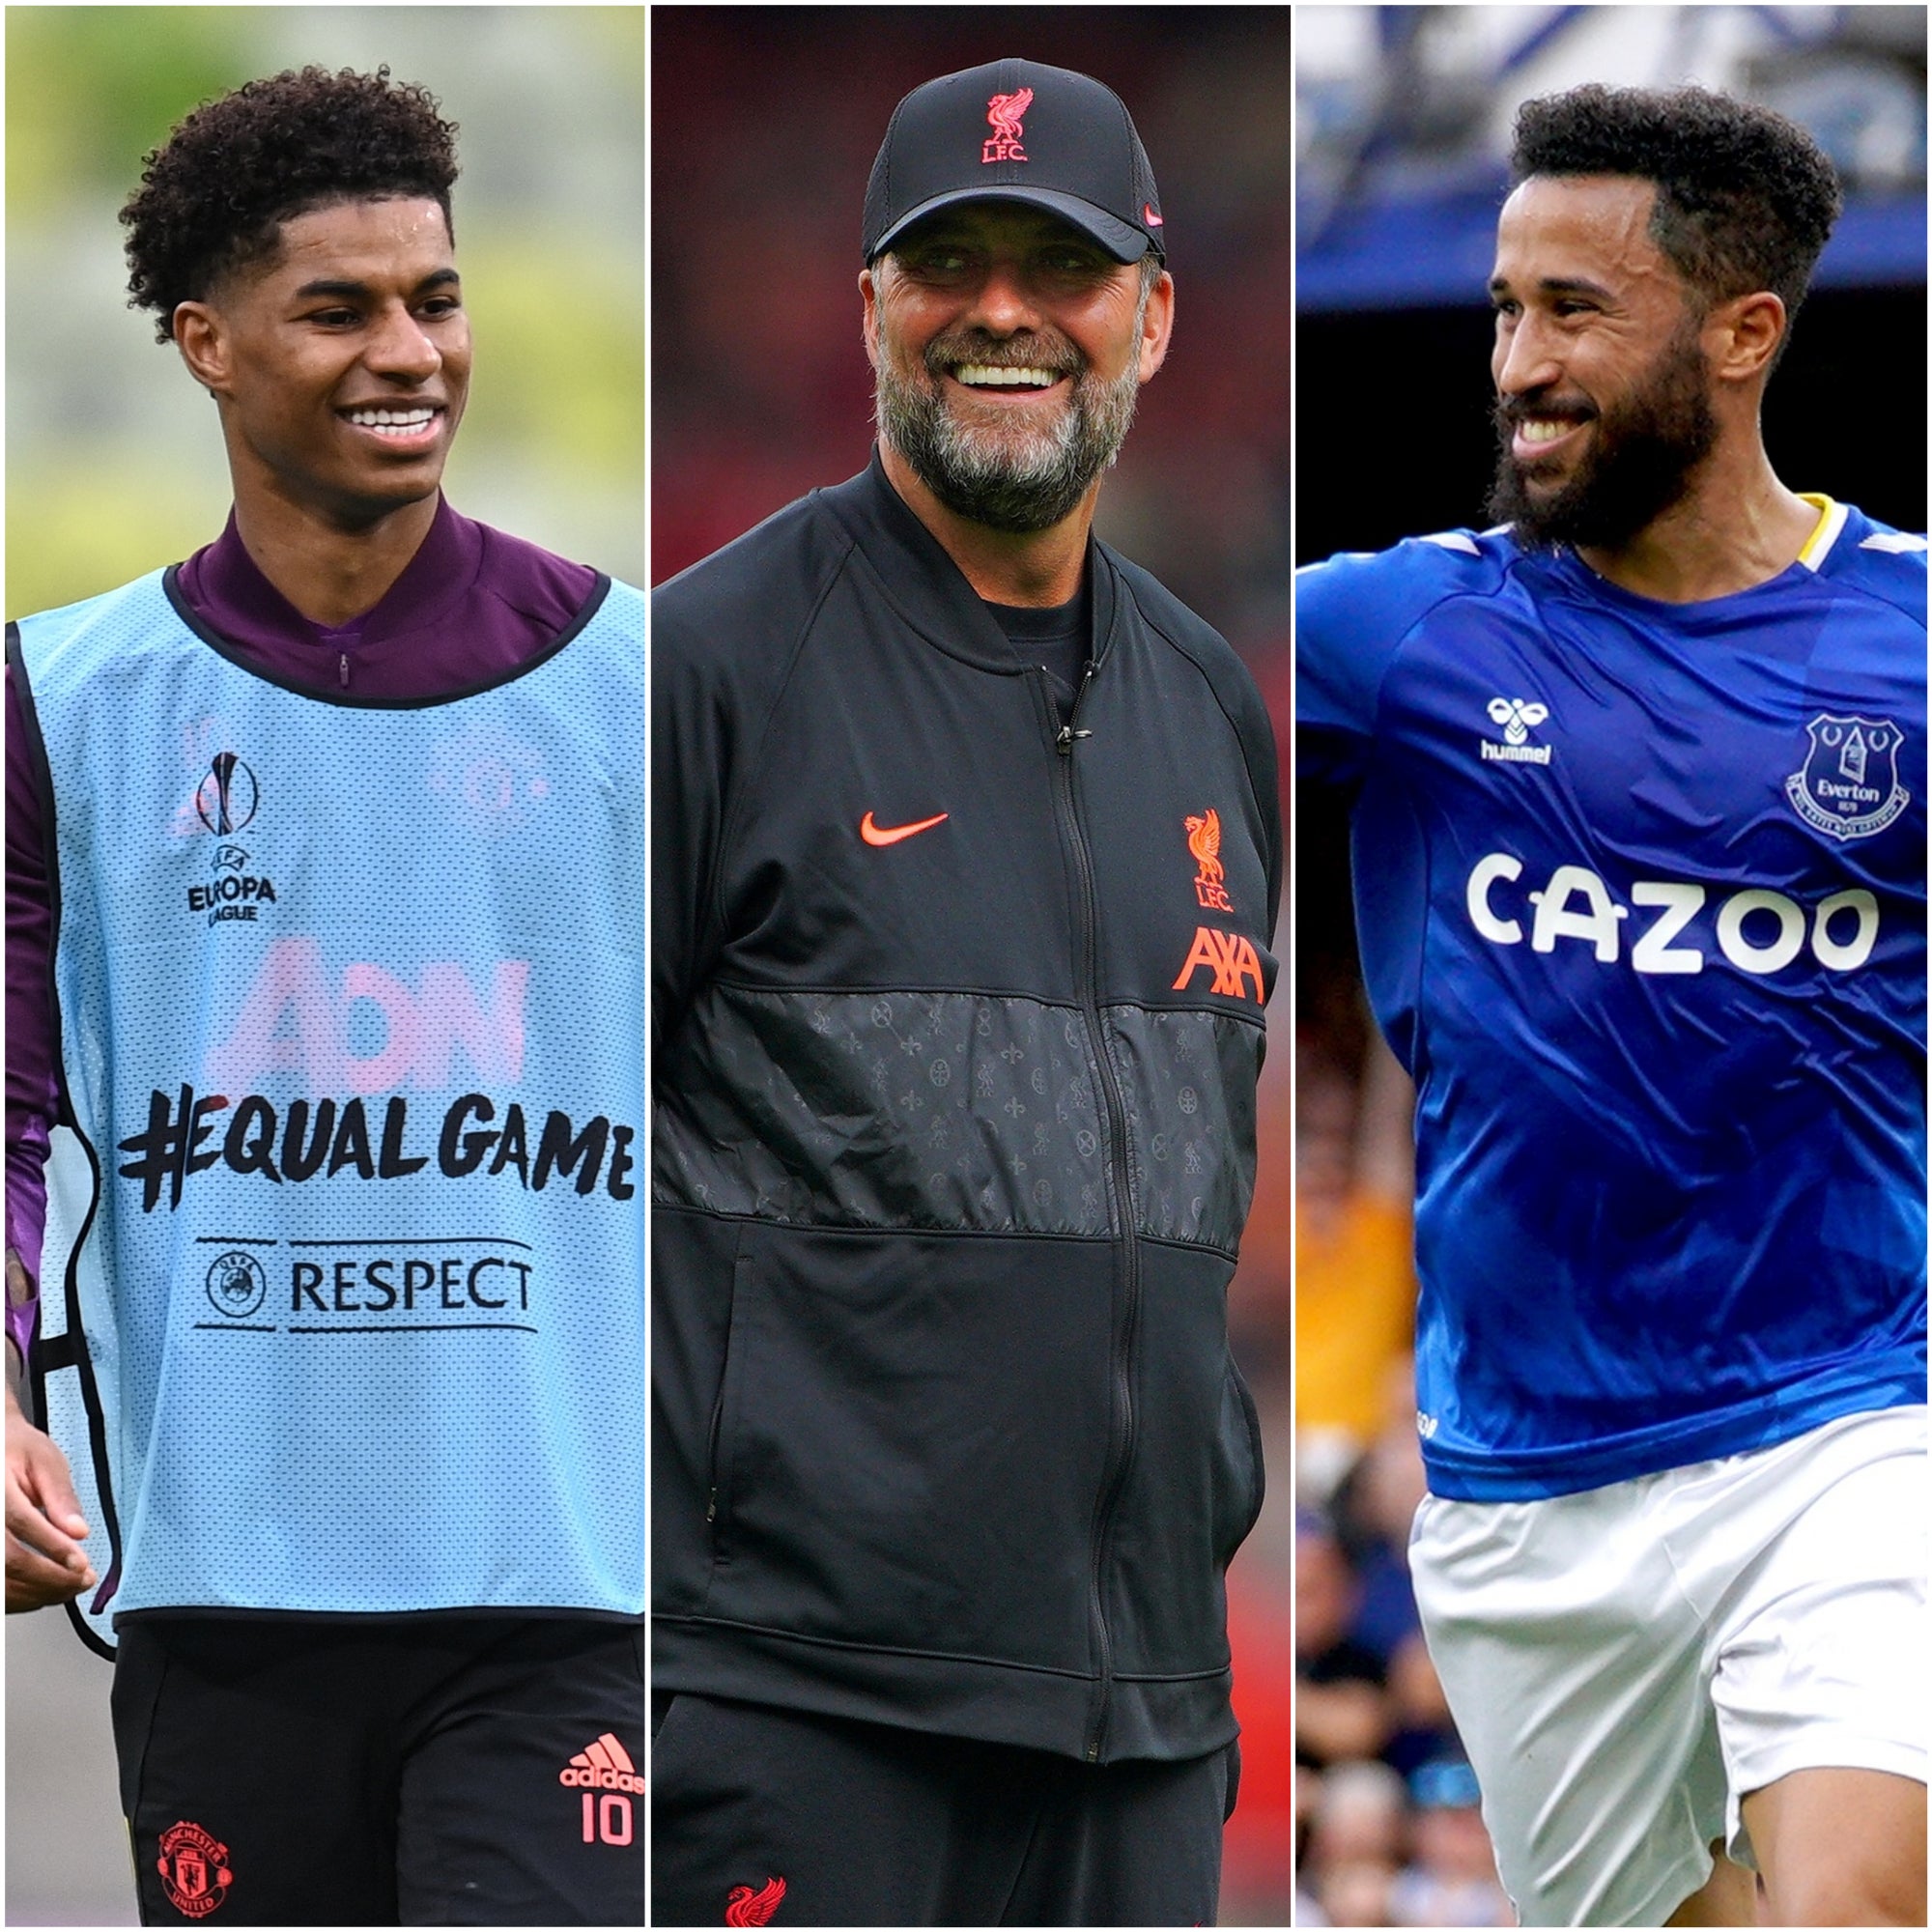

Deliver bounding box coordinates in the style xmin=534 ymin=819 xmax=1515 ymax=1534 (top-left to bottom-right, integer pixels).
xmin=652 ymin=453 xmax=1281 ymax=1765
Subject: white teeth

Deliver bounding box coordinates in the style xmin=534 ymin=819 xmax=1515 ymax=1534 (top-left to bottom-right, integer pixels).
xmin=953 ymin=363 xmax=1055 ymax=388
xmin=1520 ymin=419 xmax=1573 ymax=443
xmin=345 ymin=408 xmax=438 ymax=434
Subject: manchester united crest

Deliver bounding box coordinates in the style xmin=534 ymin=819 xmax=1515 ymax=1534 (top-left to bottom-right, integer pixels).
xmin=1785 ymin=714 xmax=1910 ymax=840
xmin=156 ymin=1821 xmax=233 ymax=1918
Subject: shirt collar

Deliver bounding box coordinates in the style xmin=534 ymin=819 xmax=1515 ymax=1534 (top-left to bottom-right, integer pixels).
xmin=187 ymin=494 xmax=484 ymax=649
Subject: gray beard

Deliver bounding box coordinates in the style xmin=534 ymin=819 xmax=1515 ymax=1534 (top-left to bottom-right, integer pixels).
xmin=874 ymin=334 xmax=1143 ymax=534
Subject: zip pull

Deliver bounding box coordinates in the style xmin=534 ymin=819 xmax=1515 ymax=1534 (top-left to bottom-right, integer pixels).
xmin=338 ymin=653 xmax=350 ymax=690
xmin=706 ymin=1487 xmax=718 ymax=1523
xmin=1054 ymin=659 xmax=1098 ymax=753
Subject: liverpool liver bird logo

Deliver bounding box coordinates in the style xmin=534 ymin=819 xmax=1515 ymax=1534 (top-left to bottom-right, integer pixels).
xmin=982 ymin=87 xmax=1034 ymax=163
xmin=725 ymin=1876 xmax=787 ymax=1926
xmin=1185 ymin=808 xmax=1234 ymax=911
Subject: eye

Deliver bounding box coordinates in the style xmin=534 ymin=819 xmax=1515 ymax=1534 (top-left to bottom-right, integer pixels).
xmin=903 ymin=246 xmax=968 ymax=276
xmin=309 ymin=306 xmax=361 ymax=327
xmin=1040 ymin=247 xmax=1112 ymax=283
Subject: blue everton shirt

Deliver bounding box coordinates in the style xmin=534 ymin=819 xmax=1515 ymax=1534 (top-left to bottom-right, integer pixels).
xmin=1297 ymin=498 xmax=1928 ymax=1500
xmin=13 ymin=567 xmax=644 ymax=1636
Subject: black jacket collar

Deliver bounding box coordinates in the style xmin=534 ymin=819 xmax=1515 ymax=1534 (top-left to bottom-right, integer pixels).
xmin=818 ymin=446 xmax=1122 ymax=674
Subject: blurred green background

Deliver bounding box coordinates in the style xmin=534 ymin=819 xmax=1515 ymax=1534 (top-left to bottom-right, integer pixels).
xmin=6 ymin=5 xmax=644 ymax=622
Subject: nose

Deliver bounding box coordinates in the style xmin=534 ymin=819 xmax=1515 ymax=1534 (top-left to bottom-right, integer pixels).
xmin=1493 ymin=310 xmax=1561 ymax=398
xmin=965 ymin=258 xmax=1040 ymax=337
xmin=364 ymin=300 xmax=441 ymax=384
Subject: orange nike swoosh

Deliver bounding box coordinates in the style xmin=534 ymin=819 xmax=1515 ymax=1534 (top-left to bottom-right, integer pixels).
xmin=861 ymin=810 xmax=950 ymax=846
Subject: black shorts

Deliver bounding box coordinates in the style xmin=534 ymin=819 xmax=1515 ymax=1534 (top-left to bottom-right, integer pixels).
xmin=112 ymin=1614 xmax=644 ymax=1926
xmin=650 ymin=1692 xmax=1237 ymax=1927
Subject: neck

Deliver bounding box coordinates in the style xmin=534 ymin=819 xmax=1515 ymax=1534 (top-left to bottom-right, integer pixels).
xmin=879 ymin=441 xmax=1094 ymax=606
xmin=1574 ymin=431 xmax=1820 ymax=603
xmin=230 ymin=488 xmax=440 ymax=628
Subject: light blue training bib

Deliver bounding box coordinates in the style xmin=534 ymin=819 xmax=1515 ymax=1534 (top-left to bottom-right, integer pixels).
xmin=14 ymin=567 xmax=643 ymax=1645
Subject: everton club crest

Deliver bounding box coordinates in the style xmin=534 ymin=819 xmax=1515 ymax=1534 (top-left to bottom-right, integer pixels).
xmin=1785 ymin=714 xmax=1910 ymax=840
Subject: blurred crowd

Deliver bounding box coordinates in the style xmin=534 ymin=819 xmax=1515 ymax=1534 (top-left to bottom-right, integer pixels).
xmin=1282 ymin=983 xmax=1511 ymax=1929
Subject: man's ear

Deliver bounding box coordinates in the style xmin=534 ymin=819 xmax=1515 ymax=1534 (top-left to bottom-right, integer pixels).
xmin=1138 ymin=269 xmax=1175 ymax=384
xmin=1707 ymin=289 xmax=1785 ymax=385
xmin=860 ymin=265 xmax=881 ymax=372
xmin=173 ymin=300 xmax=230 ymax=396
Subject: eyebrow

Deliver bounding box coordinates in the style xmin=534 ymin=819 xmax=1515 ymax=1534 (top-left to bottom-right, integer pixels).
xmin=291 ymin=268 xmax=461 ymax=299
xmin=1489 ymin=273 xmax=1615 ymax=301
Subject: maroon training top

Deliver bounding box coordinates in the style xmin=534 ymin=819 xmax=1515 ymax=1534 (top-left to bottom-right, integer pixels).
xmin=4 ymin=497 xmax=600 ymax=1363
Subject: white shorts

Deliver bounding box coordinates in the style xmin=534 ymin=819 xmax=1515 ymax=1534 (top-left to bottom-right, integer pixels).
xmin=1409 ymin=1406 xmax=1928 ymax=1928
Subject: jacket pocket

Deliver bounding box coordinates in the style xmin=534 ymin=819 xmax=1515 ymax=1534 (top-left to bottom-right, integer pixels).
xmin=1223 ymin=1354 xmax=1266 ymax=1558
xmin=702 ymin=1228 xmax=1113 ymax=1673
xmin=703 ymin=1244 xmax=756 ymax=1579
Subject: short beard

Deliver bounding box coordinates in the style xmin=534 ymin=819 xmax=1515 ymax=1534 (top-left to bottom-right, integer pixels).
xmin=873 ymin=306 xmax=1146 ymax=534
xmin=1488 ymin=321 xmax=1719 ymax=553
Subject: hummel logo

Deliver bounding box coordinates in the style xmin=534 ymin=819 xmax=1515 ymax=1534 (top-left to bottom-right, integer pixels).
xmin=1481 ymin=696 xmax=1553 ymax=766
xmin=860 ymin=810 xmax=950 ymax=846
xmin=1487 ymin=697 xmax=1548 ymax=745
xmin=558 ymin=1732 xmax=643 ymax=1795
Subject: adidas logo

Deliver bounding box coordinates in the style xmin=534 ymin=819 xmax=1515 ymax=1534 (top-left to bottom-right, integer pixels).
xmin=559 ymin=1732 xmax=643 ymax=1795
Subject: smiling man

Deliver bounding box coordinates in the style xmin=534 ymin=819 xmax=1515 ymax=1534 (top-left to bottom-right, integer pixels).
xmin=1297 ymin=85 xmax=1925 ymax=1927
xmin=5 ymin=68 xmax=643 ymax=1925
xmin=653 ymin=57 xmax=1280 ymax=1928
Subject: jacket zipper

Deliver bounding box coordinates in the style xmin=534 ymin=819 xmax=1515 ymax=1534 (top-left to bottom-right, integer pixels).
xmin=1050 ymin=661 xmax=1139 ymax=1763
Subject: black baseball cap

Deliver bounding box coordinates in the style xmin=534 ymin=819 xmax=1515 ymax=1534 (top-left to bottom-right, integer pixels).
xmin=864 ymin=58 xmax=1165 ymax=266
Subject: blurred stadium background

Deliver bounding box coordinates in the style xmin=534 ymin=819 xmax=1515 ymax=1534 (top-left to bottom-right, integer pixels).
xmin=1293 ymin=8 xmax=1925 ymax=1926
xmin=4 ymin=9 xmax=641 ymax=1923
xmin=652 ymin=8 xmax=1296 ymax=1919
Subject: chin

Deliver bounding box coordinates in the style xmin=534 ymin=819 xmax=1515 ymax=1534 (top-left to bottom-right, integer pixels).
xmin=362 ymin=453 xmax=447 ymax=495
xmin=327 ymin=470 xmax=446 ymax=527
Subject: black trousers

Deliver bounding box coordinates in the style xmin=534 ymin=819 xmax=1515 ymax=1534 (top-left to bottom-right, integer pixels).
xmin=112 ymin=1615 xmax=645 ymax=1925
xmin=650 ymin=1692 xmax=1237 ymax=1927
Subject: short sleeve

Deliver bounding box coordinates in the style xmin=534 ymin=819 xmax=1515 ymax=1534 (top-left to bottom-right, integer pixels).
xmin=1295 ymin=532 xmax=1504 ymax=784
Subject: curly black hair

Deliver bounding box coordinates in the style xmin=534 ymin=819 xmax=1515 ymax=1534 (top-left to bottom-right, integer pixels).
xmin=1511 ymin=84 xmax=1842 ymax=327
xmin=122 ymin=66 xmax=460 ymax=344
